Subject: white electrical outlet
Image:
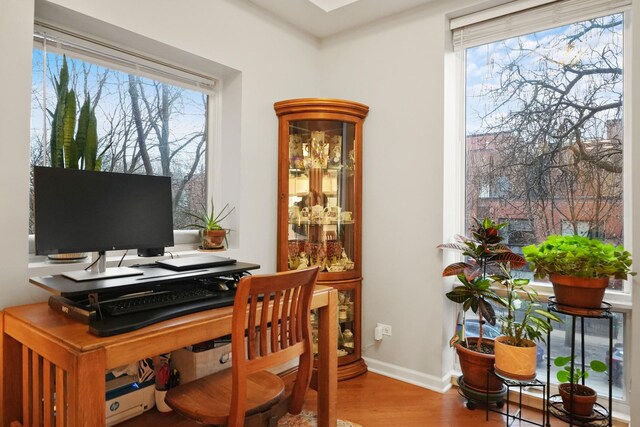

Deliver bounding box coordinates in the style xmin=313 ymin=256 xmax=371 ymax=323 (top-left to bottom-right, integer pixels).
xmin=376 ymin=323 xmax=392 ymax=337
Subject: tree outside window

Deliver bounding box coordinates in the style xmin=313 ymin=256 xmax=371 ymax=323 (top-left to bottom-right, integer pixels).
xmin=465 ymin=14 xmax=624 ymax=251
xmin=30 ymin=50 xmax=208 ymax=233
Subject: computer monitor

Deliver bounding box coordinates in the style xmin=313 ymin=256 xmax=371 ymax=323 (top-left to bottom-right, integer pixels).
xmin=34 ymin=166 xmax=174 ymax=281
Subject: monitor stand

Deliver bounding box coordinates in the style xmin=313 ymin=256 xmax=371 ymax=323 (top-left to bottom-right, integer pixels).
xmin=61 ymin=251 xmax=143 ymax=282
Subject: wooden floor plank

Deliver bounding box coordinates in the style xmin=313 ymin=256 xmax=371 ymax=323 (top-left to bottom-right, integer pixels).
xmin=118 ymin=371 xmax=571 ymax=426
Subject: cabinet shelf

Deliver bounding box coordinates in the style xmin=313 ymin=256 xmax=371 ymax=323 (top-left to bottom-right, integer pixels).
xmin=289 ymin=192 xmax=338 ymax=197
xmin=289 ymin=166 xmax=343 ymax=173
xmin=288 ymin=219 xmax=355 ymax=226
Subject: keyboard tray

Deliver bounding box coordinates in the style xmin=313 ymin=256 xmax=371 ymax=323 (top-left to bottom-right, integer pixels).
xmin=89 ymin=293 xmax=236 ymax=336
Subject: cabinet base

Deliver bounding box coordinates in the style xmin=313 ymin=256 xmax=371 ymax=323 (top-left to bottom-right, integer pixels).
xmin=337 ymin=358 xmax=367 ymax=381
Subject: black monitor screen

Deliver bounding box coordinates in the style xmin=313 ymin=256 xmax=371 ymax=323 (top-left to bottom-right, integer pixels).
xmin=34 ymin=167 xmax=174 ymax=255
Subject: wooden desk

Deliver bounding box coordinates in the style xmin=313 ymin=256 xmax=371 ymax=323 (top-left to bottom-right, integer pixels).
xmin=1 ymin=286 xmax=338 ymax=427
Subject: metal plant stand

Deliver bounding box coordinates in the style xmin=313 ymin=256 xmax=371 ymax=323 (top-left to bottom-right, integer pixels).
xmin=546 ymin=297 xmax=613 ymax=427
xmin=485 ymin=370 xmax=547 ymax=426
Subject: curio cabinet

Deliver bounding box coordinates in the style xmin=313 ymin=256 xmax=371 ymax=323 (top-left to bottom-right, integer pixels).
xmin=274 ymin=98 xmax=368 ymax=380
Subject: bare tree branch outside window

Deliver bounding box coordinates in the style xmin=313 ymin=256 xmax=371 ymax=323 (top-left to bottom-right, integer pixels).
xmin=30 ymin=51 xmax=208 ymax=232
xmin=465 ymin=14 xmax=623 ymax=267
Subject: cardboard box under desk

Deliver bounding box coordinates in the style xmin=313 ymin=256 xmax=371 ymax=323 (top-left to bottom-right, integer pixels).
xmin=171 ymin=343 xmax=232 ymax=384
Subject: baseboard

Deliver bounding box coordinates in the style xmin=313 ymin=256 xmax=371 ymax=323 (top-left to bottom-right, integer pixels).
xmin=363 ymin=357 xmax=452 ymax=393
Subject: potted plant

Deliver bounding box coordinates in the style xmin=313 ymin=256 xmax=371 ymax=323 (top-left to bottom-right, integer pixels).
xmin=554 ymin=355 xmax=607 ymax=417
xmin=439 ymin=218 xmax=526 ymax=395
xmin=493 ymin=264 xmax=561 ymax=381
xmin=185 ymin=199 xmax=235 ymax=249
xmin=47 ymin=55 xmax=102 ymax=261
xmin=523 ymin=235 xmax=634 ymax=309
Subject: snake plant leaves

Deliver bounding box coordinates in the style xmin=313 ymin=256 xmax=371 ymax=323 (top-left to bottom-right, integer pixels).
xmin=84 ymin=106 xmax=99 ymax=171
xmin=62 ymin=90 xmax=77 ymax=169
xmin=50 ymin=56 xmax=70 ymax=168
xmin=75 ymin=97 xmax=91 ymax=169
xmin=51 ymin=84 xmax=67 ymax=168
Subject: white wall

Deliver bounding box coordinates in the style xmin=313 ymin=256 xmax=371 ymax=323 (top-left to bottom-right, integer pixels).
xmin=318 ymin=1 xmax=469 ymax=390
xmin=0 ymin=0 xmax=36 ymax=308
xmin=0 ymin=0 xmax=320 ymax=307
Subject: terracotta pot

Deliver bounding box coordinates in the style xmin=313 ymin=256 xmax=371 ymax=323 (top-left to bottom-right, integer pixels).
xmin=549 ymin=274 xmax=609 ymax=309
xmin=202 ymin=229 xmax=226 ymax=249
xmin=494 ymin=336 xmax=537 ymax=381
xmin=559 ymin=383 xmax=597 ymax=417
xmin=455 ymin=337 xmax=502 ymax=393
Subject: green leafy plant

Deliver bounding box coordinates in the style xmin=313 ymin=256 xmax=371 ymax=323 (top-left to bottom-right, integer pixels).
xmin=439 ymin=217 xmax=526 ymax=351
xmin=496 ymin=264 xmax=561 ymax=347
xmin=49 ymin=55 xmax=101 ymax=171
xmin=554 ymin=355 xmax=607 ymax=385
xmin=185 ymin=199 xmax=235 ymax=248
xmin=185 ymin=198 xmax=235 ymax=231
xmin=523 ymin=235 xmax=634 ymax=280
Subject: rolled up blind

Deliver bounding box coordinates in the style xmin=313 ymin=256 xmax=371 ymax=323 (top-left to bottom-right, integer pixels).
xmin=452 ymin=0 xmax=631 ymax=49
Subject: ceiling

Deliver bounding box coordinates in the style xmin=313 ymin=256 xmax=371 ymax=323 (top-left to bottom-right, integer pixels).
xmin=247 ymin=0 xmax=438 ymax=39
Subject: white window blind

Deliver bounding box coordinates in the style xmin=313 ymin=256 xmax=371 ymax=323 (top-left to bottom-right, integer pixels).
xmin=452 ymin=0 xmax=631 ymax=49
xmin=34 ymin=21 xmax=216 ymax=94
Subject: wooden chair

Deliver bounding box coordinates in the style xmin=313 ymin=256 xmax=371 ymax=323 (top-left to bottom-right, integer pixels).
xmin=165 ymin=267 xmax=319 ymax=426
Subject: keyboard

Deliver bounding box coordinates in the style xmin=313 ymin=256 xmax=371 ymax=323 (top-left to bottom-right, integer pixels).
xmin=102 ymin=288 xmax=219 ymax=316
xmin=90 ymin=291 xmax=237 ymax=336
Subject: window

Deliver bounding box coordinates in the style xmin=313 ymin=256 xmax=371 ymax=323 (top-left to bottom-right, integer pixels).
xmin=453 ymin=0 xmax=631 ymax=407
xmin=463 ymin=11 xmax=625 ymax=281
xmin=30 ymin=26 xmax=215 ymax=236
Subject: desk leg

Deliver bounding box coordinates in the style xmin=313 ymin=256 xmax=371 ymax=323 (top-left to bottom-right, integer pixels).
xmin=1 ymin=312 xmax=22 ymax=426
xmin=316 ymin=289 xmax=338 ymax=427
xmin=67 ymin=348 xmax=106 ymax=426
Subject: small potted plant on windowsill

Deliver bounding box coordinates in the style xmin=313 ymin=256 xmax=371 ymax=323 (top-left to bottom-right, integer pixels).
xmin=185 ymin=199 xmax=235 ymax=249
xmin=554 ymin=355 xmax=607 ymax=417
xmin=523 ymin=235 xmax=634 ymax=309
xmin=493 ymin=264 xmax=561 ymax=381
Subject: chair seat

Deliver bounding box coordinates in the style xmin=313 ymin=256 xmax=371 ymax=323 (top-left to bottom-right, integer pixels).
xmin=165 ymin=368 xmax=285 ymax=425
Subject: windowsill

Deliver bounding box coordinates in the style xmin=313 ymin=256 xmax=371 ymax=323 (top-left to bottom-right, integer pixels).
xmin=26 ymin=230 xmax=244 ymax=277
xmin=27 ymin=243 xmax=236 ymax=277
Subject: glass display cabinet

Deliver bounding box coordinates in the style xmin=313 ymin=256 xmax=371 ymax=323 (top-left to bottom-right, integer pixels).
xmin=274 ymin=98 xmax=369 ymax=380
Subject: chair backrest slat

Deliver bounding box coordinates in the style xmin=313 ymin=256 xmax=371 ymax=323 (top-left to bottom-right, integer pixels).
xmin=289 ymin=286 xmax=301 ymax=346
xmin=247 ymin=294 xmax=258 ymax=360
xmin=270 ymin=291 xmax=281 ymax=353
xmin=280 ymin=288 xmax=291 ymax=350
xmin=259 ymin=295 xmax=269 ymax=357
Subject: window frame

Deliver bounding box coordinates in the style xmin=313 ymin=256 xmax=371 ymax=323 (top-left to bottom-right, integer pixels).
xmin=28 ymin=24 xmax=222 ymax=261
xmin=450 ymin=4 xmax=634 ymax=412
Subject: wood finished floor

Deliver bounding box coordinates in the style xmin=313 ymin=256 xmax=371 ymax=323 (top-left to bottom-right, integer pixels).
xmin=119 ymin=371 xmax=563 ymax=426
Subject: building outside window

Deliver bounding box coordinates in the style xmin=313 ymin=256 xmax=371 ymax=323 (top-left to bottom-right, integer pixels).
xmin=30 ymin=26 xmax=215 ymax=235
xmin=456 ymin=0 xmax=630 ymax=406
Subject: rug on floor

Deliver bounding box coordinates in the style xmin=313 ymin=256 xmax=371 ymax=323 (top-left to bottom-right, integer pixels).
xmin=277 ymin=410 xmax=362 ymax=427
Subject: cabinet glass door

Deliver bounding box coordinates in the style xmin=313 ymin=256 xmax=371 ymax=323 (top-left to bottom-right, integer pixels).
xmin=311 ymin=289 xmax=356 ymax=359
xmin=286 ymin=120 xmax=357 ymax=274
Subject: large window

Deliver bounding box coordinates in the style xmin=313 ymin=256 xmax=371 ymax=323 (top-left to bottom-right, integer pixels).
xmin=465 ymin=13 xmax=624 ymax=253
xmin=456 ymin=1 xmax=630 ymax=404
xmin=30 ymin=27 xmax=214 ymax=235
